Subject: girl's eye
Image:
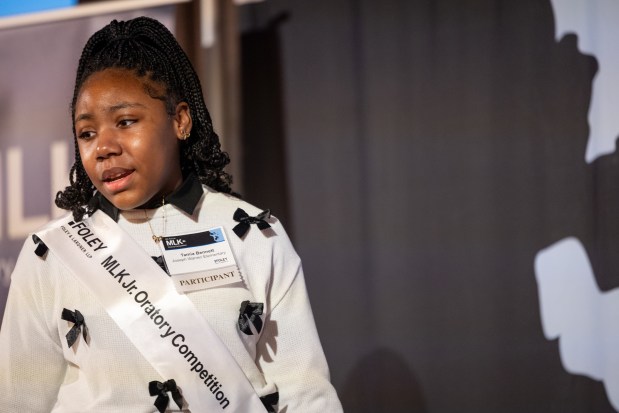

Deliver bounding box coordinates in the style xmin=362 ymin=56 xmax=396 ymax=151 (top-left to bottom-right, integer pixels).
xmin=118 ymin=119 xmax=136 ymax=127
xmin=78 ymin=131 xmax=95 ymax=140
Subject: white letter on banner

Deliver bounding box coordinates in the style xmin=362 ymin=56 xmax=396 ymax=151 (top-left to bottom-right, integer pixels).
xmin=7 ymin=147 xmax=49 ymax=239
xmin=51 ymin=141 xmax=69 ymax=218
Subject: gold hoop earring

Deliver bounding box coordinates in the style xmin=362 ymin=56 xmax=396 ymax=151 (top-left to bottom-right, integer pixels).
xmin=180 ymin=129 xmax=190 ymax=141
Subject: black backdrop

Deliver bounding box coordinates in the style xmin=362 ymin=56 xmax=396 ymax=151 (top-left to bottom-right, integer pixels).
xmin=240 ymin=1 xmax=616 ymax=412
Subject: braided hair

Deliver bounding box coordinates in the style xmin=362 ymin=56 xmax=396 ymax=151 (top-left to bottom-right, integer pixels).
xmin=55 ymin=16 xmax=232 ymax=220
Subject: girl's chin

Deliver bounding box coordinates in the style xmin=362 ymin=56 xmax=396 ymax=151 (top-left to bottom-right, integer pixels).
xmin=103 ymin=192 xmax=150 ymax=211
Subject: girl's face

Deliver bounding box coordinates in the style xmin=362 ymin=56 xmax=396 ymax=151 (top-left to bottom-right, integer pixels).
xmin=74 ymin=68 xmax=191 ymax=210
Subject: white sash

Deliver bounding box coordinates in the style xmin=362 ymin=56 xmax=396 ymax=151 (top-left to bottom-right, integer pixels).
xmin=37 ymin=210 xmax=266 ymax=412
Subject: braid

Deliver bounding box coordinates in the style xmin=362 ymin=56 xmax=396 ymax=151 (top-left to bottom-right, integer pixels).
xmin=55 ymin=17 xmax=232 ymax=220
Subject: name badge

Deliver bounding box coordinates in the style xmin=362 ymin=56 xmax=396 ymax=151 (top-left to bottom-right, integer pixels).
xmin=161 ymin=227 xmax=241 ymax=292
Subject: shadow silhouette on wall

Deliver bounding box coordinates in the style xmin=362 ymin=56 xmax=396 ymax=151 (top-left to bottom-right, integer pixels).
xmin=240 ymin=0 xmax=619 ymax=411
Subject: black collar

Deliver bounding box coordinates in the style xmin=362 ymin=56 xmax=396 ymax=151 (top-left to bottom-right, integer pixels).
xmin=92 ymin=174 xmax=204 ymax=222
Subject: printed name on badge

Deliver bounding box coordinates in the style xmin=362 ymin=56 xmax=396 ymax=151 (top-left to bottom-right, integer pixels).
xmin=161 ymin=227 xmax=241 ymax=292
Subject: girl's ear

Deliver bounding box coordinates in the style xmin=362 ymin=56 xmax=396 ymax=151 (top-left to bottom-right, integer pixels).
xmin=174 ymin=102 xmax=193 ymax=140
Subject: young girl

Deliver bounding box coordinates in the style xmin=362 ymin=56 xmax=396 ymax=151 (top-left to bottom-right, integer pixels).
xmin=0 ymin=16 xmax=342 ymax=413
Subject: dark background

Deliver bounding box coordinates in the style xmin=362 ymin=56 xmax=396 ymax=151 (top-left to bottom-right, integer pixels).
xmin=239 ymin=1 xmax=616 ymax=412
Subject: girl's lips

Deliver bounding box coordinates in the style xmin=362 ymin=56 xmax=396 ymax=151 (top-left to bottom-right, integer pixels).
xmin=101 ymin=168 xmax=134 ymax=193
xmin=102 ymin=167 xmax=133 ymax=181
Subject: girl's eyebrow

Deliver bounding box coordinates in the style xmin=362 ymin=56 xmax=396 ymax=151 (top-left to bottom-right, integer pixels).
xmin=75 ymin=102 xmax=147 ymax=123
xmin=74 ymin=112 xmax=93 ymax=123
xmin=106 ymin=101 xmax=147 ymax=113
